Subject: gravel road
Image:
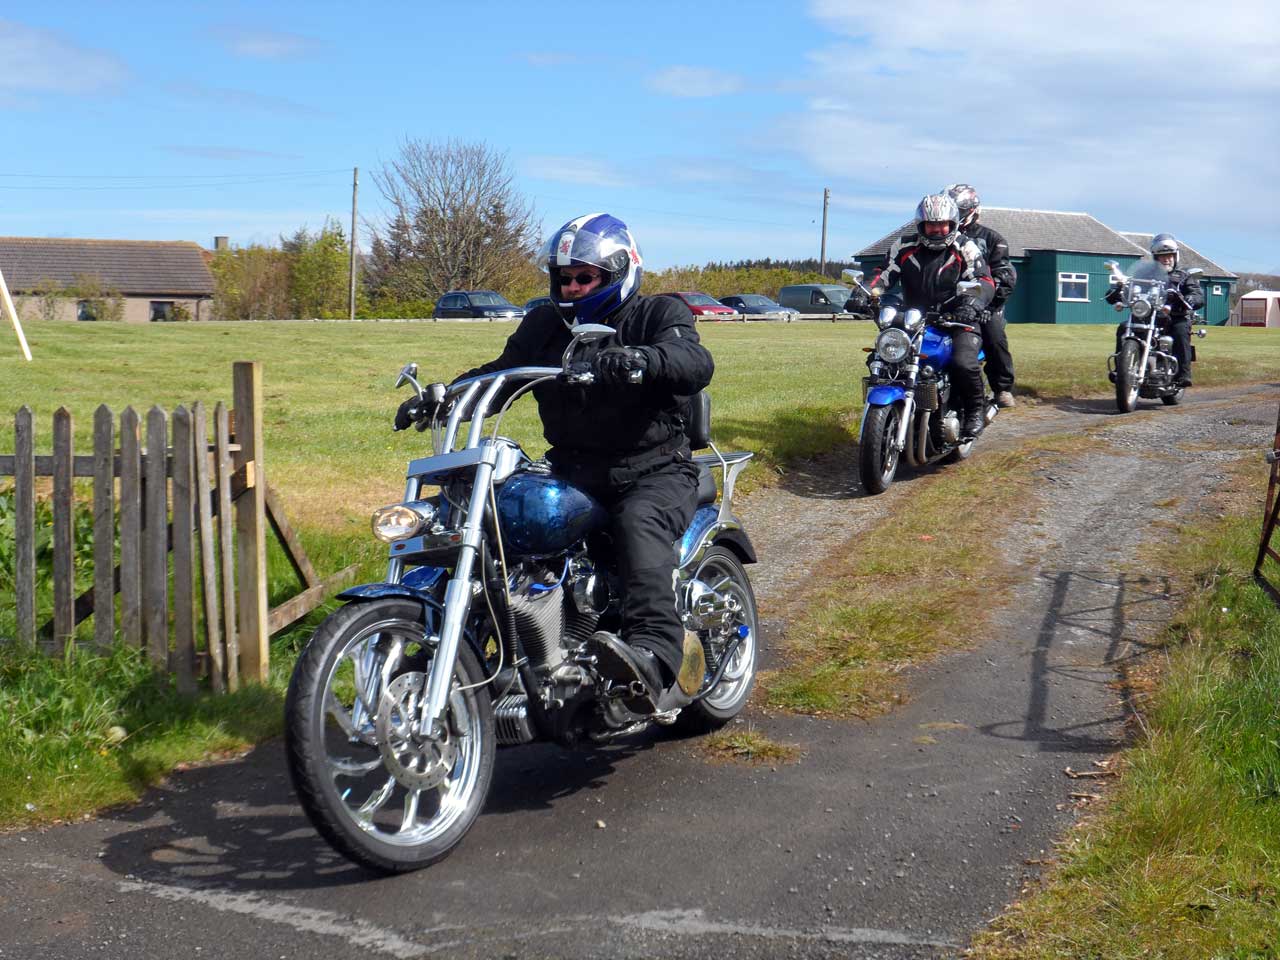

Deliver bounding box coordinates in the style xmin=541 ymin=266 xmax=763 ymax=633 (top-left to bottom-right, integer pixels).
xmin=1 ymin=383 xmax=1274 ymax=960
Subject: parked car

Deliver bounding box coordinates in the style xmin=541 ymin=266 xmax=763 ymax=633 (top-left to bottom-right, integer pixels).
xmin=433 ymin=290 xmax=525 ymax=320
xmin=523 ymin=296 xmax=554 ymax=314
xmin=659 ymin=291 xmax=737 ymax=318
xmin=777 ymin=284 xmax=854 ymax=316
xmin=718 ymin=294 xmax=799 ymax=320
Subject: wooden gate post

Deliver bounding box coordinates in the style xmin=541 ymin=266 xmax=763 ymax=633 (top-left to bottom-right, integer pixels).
xmin=232 ymin=361 xmax=269 ymax=682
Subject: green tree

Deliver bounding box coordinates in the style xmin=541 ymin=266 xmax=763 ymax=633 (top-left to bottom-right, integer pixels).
xmin=210 ymin=245 xmax=291 ymax=321
xmin=287 ymin=218 xmax=363 ymax=319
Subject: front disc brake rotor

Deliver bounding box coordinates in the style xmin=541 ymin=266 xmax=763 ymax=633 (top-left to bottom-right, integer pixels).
xmin=375 ymin=672 xmax=458 ymax=791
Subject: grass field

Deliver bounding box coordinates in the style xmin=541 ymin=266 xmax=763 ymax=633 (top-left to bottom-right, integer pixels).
xmin=3 ymin=320 xmax=1277 ymax=539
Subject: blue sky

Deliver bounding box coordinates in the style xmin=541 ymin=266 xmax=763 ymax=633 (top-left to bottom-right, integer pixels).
xmin=3 ymin=1 xmax=1278 ymax=273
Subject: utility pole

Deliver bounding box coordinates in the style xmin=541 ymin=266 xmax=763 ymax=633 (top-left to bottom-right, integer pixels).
xmin=348 ymin=166 xmax=359 ymax=322
xmin=819 ymin=187 xmax=830 ymax=277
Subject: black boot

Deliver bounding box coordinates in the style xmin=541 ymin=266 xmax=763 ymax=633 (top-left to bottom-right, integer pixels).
xmin=961 ymin=409 xmax=985 ymax=440
xmin=591 ymin=631 xmax=662 ymax=714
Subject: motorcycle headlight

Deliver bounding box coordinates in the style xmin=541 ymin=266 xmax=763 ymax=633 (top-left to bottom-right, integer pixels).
xmin=371 ymin=500 xmax=437 ymax=543
xmin=876 ymin=305 xmax=898 ymax=329
xmin=1130 ymin=299 xmax=1153 ymax=320
xmin=901 ymin=308 xmax=926 ymax=333
xmin=875 ymin=328 xmax=913 ymax=364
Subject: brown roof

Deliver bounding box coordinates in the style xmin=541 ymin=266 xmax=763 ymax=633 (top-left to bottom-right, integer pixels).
xmin=0 ymin=237 xmax=215 ymax=296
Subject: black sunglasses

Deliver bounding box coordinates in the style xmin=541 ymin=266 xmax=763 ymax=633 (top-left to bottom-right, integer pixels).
xmin=555 ymin=271 xmax=601 ymax=287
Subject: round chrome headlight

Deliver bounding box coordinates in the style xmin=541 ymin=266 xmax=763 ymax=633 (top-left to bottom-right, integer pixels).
xmin=371 ymin=500 xmax=437 ymax=543
xmin=875 ymin=328 xmax=913 ymax=363
xmin=1130 ymin=299 xmax=1153 ymax=320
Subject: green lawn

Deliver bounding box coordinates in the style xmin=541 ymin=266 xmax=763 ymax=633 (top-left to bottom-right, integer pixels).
xmin=3 ymin=320 xmax=1277 ymax=539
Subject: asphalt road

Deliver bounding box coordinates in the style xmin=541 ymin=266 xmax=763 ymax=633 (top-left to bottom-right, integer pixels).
xmin=1 ymin=384 xmax=1274 ymax=960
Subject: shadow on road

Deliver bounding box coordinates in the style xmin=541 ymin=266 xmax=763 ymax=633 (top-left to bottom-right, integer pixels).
xmin=979 ymin=569 xmax=1174 ymax=753
xmin=95 ymin=736 xmax=650 ymax=894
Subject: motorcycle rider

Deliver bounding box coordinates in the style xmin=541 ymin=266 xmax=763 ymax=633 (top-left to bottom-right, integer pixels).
xmin=1107 ymin=233 xmax=1203 ymax=386
xmin=945 ymin=184 xmax=1018 ymax=408
xmin=394 ymin=213 xmax=714 ymax=715
xmin=867 ymin=194 xmax=996 ymax=438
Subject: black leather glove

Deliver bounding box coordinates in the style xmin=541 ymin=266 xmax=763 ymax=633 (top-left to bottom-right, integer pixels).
xmin=592 ymin=346 xmax=652 ymax=386
xmin=953 ymin=302 xmax=980 ymax=325
xmin=393 ymin=393 xmax=443 ymax=431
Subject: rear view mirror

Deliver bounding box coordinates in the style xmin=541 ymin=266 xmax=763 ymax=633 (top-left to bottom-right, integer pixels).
xmin=842 ymin=269 xmax=864 ymax=283
xmin=395 ymin=362 xmax=424 ymax=397
xmin=1187 ymin=267 xmax=1204 ymax=277
xmin=956 ymin=280 xmax=981 ymax=295
xmin=569 ymin=323 xmax=615 ymax=343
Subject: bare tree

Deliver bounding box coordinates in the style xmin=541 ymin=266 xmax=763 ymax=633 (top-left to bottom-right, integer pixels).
xmin=369 ymin=139 xmax=538 ymax=300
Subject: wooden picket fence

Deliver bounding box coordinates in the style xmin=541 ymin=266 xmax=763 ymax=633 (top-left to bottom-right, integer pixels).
xmin=0 ymin=361 xmax=357 ymax=693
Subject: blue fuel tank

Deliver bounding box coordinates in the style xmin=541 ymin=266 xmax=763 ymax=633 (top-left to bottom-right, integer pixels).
xmin=919 ymin=326 xmax=954 ymax=368
xmin=496 ymin=471 xmax=608 ymax=556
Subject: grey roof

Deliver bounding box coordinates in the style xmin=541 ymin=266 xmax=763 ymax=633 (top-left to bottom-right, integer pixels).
xmin=1118 ymin=232 xmax=1237 ymax=279
xmin=858 ymin=207 xmax=1151 ymax=259
xmin=0 ymin=237 xmax=215 ymax=296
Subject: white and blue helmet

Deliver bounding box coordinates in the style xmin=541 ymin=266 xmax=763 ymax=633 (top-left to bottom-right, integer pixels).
xmin=540 ymin=213 xmax=643 ymax=325
xmin=1150 ymin=233 xmax=1179 ymax=270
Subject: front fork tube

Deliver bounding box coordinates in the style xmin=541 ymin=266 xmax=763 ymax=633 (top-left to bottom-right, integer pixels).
xmin=417 ymin=451 xmax=497 ymax=737
xmin=892 ymin=364 xmax=919 ymax=453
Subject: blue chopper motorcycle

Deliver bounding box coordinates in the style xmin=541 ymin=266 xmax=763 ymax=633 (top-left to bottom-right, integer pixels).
xmin=844 ymin=271 xmax=998 ymax=495
xmin=285 ymin=324 xmax=759 ymax=873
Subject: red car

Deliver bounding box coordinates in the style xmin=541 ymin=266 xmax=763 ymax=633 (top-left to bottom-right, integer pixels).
xmin=659 ymin=291 xmax=737 ymax=318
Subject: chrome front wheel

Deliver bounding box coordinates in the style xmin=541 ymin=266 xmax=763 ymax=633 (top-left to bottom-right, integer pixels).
xmin=285 ymin=599 xmax=495 ymax=873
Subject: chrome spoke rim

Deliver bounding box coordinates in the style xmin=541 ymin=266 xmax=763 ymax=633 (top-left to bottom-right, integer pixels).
xmin=697 ymin=556 xmax=757 ymax=710
xmin=317 ymin=618 xmax=485 ymax=847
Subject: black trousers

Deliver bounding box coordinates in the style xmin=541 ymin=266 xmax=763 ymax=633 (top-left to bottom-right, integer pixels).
xmin=1114 ymin=318 xmax=1192 ymax=378
xmin=552 ymin=448 xmax=700 ymax=681
xmin=981 ymin=307 xmax=1015 ymax=392
xmin=950 ymin=330 xmax=986 ymax=414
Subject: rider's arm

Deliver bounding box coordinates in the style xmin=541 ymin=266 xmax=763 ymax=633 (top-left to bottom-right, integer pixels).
xmin=634 ymin=297 xmax=714 ymax=395
xmin=957 ymin=240 xmax=996 ymax=312
xmin=1177 ymin=274 xmax=1205 ymax=312
xmin=984 ymin=229 xmax=1017 ymax=305
xmin=868 ymin=238 xmax=907 ymax=295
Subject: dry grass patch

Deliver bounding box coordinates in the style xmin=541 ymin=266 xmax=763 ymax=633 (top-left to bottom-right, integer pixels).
xmin=701 ymin=724 xmax=802 ymax=766
xmin=764 ymin=433 xmax=1104 ymax=717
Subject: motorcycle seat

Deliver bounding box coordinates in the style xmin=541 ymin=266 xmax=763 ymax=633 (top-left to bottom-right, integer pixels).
xmin=696 ymin=463 xmax=718 ymax=505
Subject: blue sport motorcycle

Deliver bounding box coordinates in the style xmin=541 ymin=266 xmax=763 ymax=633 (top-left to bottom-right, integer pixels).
xmin=284 ymin=324 xmax=759 ymax=873
xmin=846 ymin=272 xmax=998 ymax=494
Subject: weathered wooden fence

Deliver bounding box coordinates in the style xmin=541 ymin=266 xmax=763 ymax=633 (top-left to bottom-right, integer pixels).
xmin=1 ymin=361 xmax=357 ymax=692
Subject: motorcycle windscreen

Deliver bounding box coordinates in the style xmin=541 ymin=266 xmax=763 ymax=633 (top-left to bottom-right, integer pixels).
xmin=1126 ymin=259 xmax=1169 ymax=305
xmin=496 ymin=472 xmax=608 ymax=556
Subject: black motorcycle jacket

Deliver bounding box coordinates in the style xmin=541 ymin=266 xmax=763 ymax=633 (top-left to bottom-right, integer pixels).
xmin=455 ymin=294 xmax=714 ymax=464
xmin=868 ymin=235 xmax=996 ymax=315
xmin=1105 ymin=266 xmax=1204 ymax=321
xmin=962 ymin=222 xmax=1017 ymax=308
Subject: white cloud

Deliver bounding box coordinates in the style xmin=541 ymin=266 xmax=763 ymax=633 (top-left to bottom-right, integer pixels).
xmin=0 ymin=19 xmax=128 ymax=95
xmin=522 ymin=155 xmax=629 ymax=189
xmin=647 ymin=66 xmax=745 ymax=98
xmin=785 ymin=0 xmax=1280 ymax=246
xmin=211 ymin=25 xmax=319 ymax=60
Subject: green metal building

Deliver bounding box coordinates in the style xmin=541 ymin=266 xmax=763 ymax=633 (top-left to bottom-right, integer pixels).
xmin=854 ymin=208 xmax=1238 ymax=325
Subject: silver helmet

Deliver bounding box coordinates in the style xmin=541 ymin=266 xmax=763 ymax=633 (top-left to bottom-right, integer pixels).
xmin=915 ymin=194 xmax=960 ymax=250
xmin=944 ymin=183 xmax=980 ymax=228
xmin=1150 ymin=233 xmax=1179 ymax=270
